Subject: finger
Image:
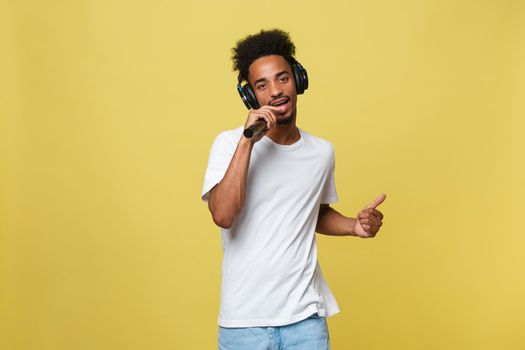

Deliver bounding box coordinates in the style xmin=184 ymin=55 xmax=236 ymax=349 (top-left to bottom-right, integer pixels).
xmin=260 ymin=110 xmax=277 ymax=129
xmin=257 ymin=111 xmax=273 ymax=129
xmin=365 ymin=227 xmax=377 ymax=237
xmin=259 ymin=107 xmax=281 ymax=126
xmin=247 ymin=112 xmax=267 ymax=128
xmin=358 ymin=208 xmax=381 ymax=219
xmin=359 ymin=218 xmax=372 ymax=225
xmin=265 ymin=110 xmax=277 ymax=127
xmin=360 ymin=217 xmax=381 ymax=227
xmin=263 ymin=105 xmax=288 ymax=114
xmin=256 ymin=115 xmax=270 ymax=130
xmin=357 ymin=208 xmax=383 ymax=220
xmin=363 ymin=223 xmax=379 ymax=234
xmin=365 ymin=193 xmax=387 ymax=209
xmin=367 ymin=209 xmax=384 ymax=220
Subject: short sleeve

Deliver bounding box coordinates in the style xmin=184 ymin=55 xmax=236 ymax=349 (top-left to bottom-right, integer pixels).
xmin=201 ymin=131 xmax=237 ymax=202
xmin=320 ymin=144 xmax=338 ymax=204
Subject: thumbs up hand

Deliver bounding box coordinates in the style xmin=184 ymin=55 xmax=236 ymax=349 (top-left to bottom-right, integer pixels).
xmin=353 ymin=193 xmax=386 ymax=238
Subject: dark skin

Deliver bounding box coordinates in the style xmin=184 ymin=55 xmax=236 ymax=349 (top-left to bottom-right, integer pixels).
xmin=208 ymin=54 xmax=386 ymax=237
xmin=317 ymin=194 xmax=386 ymax=238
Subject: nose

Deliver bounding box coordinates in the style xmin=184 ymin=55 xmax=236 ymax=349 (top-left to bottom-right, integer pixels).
xmin=269 ymin=81 xmax=283 ymax=98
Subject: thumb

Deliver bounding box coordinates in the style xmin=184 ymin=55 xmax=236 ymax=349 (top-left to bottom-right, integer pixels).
xmin=365 ymin=193 xmax=387 ymax=209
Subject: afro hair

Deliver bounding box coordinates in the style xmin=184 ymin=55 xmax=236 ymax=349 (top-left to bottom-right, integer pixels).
xmin=232 ymin=29 xmax=298 ymax=83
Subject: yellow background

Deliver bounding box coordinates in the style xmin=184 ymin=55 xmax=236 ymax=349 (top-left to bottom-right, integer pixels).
xmin=1 ymin=0 xmax=524 ymax=349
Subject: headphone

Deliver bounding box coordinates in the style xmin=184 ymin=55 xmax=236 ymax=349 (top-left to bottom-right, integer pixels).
xmin=236 ymin=62 xmax=309 ymax=110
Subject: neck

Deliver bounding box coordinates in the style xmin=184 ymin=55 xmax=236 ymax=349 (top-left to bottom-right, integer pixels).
xmin=265 ymin=115 xmax=300 ymax=145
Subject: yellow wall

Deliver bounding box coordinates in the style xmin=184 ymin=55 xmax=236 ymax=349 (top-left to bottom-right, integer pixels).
xmin=1 ymin=0 xmax=524 ymax=349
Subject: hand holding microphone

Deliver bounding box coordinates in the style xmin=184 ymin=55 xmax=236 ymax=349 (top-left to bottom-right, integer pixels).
xmin=243 ymin=105 xmax=286 ymax=141
xmin=243 ymin=119 xmax=268 ymax=138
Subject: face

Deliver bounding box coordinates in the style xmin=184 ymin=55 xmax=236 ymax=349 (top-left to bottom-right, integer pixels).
xmin=248 ymin=55 xmax=297 ymax=124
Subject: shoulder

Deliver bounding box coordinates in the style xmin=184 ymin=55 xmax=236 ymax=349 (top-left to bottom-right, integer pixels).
xmin=300 ymin=129 xmax=335 ymax=156
xmin=210 ymin=126 xmax=244 ymax=150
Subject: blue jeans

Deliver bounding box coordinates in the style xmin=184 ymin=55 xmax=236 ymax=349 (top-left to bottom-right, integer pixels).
xmin=218 ymin=313 xmax=330 ymax=350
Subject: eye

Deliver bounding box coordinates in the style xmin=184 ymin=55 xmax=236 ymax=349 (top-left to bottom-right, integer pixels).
xmin=256 ymin=83 xmax=266 ymax=90
xmin=279 ymin=76 xmax=289 ymax=83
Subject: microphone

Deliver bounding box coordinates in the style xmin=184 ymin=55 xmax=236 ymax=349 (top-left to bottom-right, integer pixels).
xmin=243 ymin=119 xmax=268 ymax=139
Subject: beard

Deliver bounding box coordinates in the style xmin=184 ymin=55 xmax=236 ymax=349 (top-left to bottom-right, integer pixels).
xmin=276 ymin=114 xmax=293 ymax=125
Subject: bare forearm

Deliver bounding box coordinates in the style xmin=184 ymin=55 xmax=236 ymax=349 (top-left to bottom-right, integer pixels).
xmin=316 ymin=207 xmax=357 ymax=236
xmin=208 ymin=137 xmax=253 ymax=228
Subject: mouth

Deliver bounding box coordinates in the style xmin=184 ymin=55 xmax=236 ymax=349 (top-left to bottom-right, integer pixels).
xmin=269 ymin=98 xmax=289 ymax=107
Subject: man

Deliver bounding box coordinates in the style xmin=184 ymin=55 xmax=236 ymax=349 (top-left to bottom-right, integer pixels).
xmin=201 ymin=29 xmax=386 ymax=350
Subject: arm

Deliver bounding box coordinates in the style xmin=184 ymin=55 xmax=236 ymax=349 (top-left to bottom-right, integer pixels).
xmin=316 ymin=204 xmax=357 ymax=236
xmin=208 ymin=137 xmax=253 ymax=229
xmin=207 ymin=105 xmax=286 ymax=229
xmin=316 ymin=193 xmax=386 ymax=238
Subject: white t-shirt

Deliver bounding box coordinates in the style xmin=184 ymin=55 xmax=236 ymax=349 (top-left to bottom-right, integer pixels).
xmin=201 ymin=126 xmax=340 ymax=328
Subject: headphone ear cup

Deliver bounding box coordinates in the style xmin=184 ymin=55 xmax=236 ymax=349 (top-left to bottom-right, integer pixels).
xmin=300 ymin=64 xmax=308 ymax=91
xmin=244 ymin=84 xmax=260 ymax=109
xmin=237 ymin=83 xmax=260 ymax=109
xmin=293 ymin=63 xmax=309 ymax=94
